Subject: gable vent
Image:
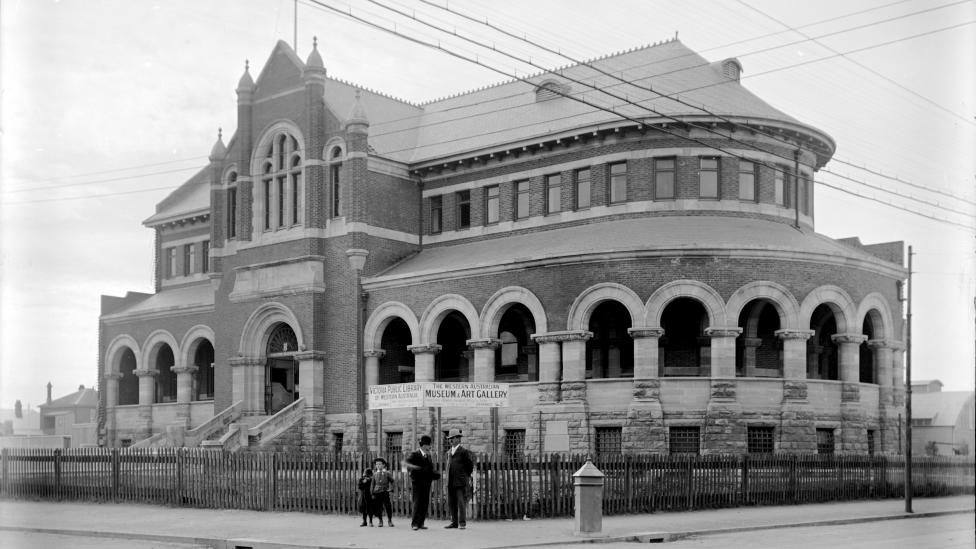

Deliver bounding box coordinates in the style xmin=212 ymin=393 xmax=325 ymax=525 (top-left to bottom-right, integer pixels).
xmin=535 ymin=79 xmax=571 ymax=102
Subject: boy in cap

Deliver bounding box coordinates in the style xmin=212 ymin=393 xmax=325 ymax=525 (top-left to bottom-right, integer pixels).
xmin=444 ymin=428 xmax=474 ymax=529
xmin=371 ymin=457 xmax=395 ymax=527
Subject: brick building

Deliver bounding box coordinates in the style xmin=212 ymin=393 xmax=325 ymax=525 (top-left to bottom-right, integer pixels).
xmin=97 ymin=38 xmax=907 ymax=455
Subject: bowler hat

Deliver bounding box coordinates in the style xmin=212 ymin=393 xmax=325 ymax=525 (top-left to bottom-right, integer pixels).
xmin=447 ymin=428 xmax=463 ymax=438
xmin=419 ymin=435 xmax=432 ymax=446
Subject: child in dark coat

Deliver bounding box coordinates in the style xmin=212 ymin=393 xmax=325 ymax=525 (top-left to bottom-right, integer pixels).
xmin=357 ymin=468 xmax=374 ymax=527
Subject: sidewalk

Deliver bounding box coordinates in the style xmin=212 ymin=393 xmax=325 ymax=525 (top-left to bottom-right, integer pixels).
xmin=0 ymin=495 xmax=972 ymax=549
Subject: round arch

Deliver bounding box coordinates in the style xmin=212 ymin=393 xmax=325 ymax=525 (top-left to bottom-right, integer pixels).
xmin=566 ymin=283 xmax=643 ymax=331
xmin=725 ymin=280 xmax=801 ymax=330
xmin=481 ymin=286 xmax=548 ymax=337
xmin=141 ymin=330 xmax=180 ymax=372
xmin=419 ymin=294 xmax=480 ymax=344
xmin=251 ymin=119 xmax=306 ymax=174
xmin=239 ymin=302 xmax=305 ymax=357
xmin=180 ymin=325 xmax=216 ymax=370
xmin=364 ymin=301 xmax=420 ymax=350
xmin=855 ymin=292 xmax=894 ymax=340
xmin=323 ymin=136 xmax=347 ymax=162
xmin=645 ymin=280 xmax=726 ymax=327
xmin=105 ymin=334 xmax=141 ymax=374
xmin=799 ymin=285 xmax=857 ymax=333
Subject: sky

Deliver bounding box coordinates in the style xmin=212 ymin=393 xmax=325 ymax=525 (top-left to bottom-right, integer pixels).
xmin=1 ymin=0 xmax=974 ymax=411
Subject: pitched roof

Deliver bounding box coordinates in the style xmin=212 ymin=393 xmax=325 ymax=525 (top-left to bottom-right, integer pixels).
xmin=143 ymin=167 xmax=210 ymax=227
xmin=100 ymin=283 xmax=215 ymax=322
xmin=39 ymin=388 xmax=98 ymax=410
xmin=913 ymin=391 xmax=975 ymax=426
xmin=368 ymin=214 xmax=903 ymax=284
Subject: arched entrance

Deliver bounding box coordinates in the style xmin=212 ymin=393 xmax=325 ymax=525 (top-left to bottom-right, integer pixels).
xmin=808 ymin=304 xmax=839 ymax=380
xmin=435 ymin=311 xmax=471 ymax=381
xmin=154 ymin=344 xmax=176 ymax=403
xmin=194 ymin=340 xmax=215 ymax=400
xmin=661 ymin=297 xmax=708 ymax=376
xmin=265 ymin=322 xmax=298 ymax=414
xmin=379 ymin=317 xmax=415 ymax=384
xmin=118 ymin=348 xmax=138 ymax=405
xmin=495 ymin=303 xmax=537 ymax=381
xmin=859 ymin=312 xmax=881 ymax=383
xmin=735 ymin=299 xmax=783 ymax=377
xmin=586 ymin=301 xmax=633 ymax=378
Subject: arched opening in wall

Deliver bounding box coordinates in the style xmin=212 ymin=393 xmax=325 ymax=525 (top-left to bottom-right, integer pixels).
xmin=435 ymin=311 xmax=471 ymax=382
xmin=859 ymin=312 xmax=881 ymax=383
xmin=265 ymin=322 xmax=298 ymax=414
xmin=379 ymin=317 xmax=414 ymax=384
xmin=495 ymin=303 xmax=537 ymax=382
xmin=194 ymin=340 xmax=215 ymax=401
xmin=661 ymin=298 xmax=708 ymax=376
xmin=808 ymin=304 xmax=839 ymax=380
xmin=735 ymin=299 xmax=783 ymax=377
xmin=154 ymin=345 xmax=176 ymax=403
xmin=586 ymin=301 xmax=633 ymax=378
xmin=118 ymin=348 xmax=138 ymax=405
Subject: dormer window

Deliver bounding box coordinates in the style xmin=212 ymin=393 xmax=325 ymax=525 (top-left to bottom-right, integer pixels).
xmin=535 ymin=79 xmax=570 ymax=102
xmin=259 ymin=132 xmax=303 ymax=231
xmin=722 ymin=58 xmax=742 ymax=82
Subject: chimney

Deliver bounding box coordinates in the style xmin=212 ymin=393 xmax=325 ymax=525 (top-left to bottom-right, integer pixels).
xmin=46 ymin=382 xmax=52 ymax=404
xmin=78 ymin=384 xmax=85 ymax=391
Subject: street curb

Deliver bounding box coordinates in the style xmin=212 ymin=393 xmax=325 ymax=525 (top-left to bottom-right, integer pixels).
xmin=2 ymin=507 xmax=972 ymax=549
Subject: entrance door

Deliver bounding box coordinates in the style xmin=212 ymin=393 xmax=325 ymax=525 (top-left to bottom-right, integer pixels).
xmin=265 ymin=357 xmax=298 ymax=414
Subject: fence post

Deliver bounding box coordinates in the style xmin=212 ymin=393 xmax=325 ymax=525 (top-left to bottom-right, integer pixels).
xmin=1 ymin=448 xmax=7 ymax=497
xmin=111 ymin=448 xmax=120 ymax=502
xmin=266 ymin=453 xmax=277 ymax=511
xmin=53 ymin=449 xmax=62 ymax=499
xmin=740 ymin=454 xmax=749 ymax=505
xmin=790 ymin=454 xmax=798 ymax=504
xmin=175 ymin=448 xmax=184 ymax=505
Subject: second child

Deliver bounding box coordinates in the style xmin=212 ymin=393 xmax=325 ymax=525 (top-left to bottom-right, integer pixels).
xmin=371 ymin=457 xmax=395 ymax=527
xmin=357 ymin=468 xmax=374 ymax=527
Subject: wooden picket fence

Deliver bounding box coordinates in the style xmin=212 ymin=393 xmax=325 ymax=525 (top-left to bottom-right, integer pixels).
xmin=1 ymin=448 xmax=972 ymax=519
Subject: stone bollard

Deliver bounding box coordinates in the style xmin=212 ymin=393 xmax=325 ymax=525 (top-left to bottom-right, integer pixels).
xmin=573 ymin=459 xmax=605 ymax=536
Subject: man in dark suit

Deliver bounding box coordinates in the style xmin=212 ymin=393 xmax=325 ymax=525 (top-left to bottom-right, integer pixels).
xmin=404 ymin=434 xmax=439 ymax=530
xmin=444 ymin=428 xmax=474 ymax=529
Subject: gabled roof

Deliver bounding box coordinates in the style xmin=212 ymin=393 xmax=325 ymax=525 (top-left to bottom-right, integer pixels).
xmin=913 ymin=391 xmax=975 ymax=426
xmin=143 ymin=167 xmax=210 ymax=227
xmin=100 ymin=283 xmax=215 ymax=323
xmin=39 ymin=388 xmax=98 ymax=411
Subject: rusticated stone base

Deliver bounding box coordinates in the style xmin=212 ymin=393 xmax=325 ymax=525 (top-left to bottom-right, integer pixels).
xmin=625 ymin=400 xmax=665 ymax=453
xmin=840 ymin=402 xmax=866 ymax=453
xmin=632 ymin=378 xmax=661 ymax=400
xmin=560 ymin=381 xmax=587 ymax=402
xmin=538 ymin=382 xmax=561 ymax=403
xmin=704 ymin=380 xmax=743 ymax=454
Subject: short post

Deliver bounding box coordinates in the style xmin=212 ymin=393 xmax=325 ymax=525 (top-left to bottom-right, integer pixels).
xmin=573 ymin=459 xmax=605 ymax=536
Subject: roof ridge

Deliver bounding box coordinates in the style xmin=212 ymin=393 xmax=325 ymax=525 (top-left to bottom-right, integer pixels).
xmin=418 ymin=36 xmax=681 ymax=106
xmin=327 ymin=75 xmax=420 ymax=108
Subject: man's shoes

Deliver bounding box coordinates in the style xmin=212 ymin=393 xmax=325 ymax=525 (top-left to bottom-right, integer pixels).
xmin=388 ymin=521 xmax=394 ymax=527
xmin=444 ymin=523 xmax=458 ymax=529
xmin=419 ymin=526 xmax=428 ymax=530
xmin=360 ymin=521 xmax=367 ymax=527
xmin=412 ymin=526 xmax=419 ymax=531
xmin=459 ymin=524 xmax=466 ymax=529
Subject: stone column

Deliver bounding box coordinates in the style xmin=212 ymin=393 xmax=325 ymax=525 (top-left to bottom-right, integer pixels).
xmin=741 ymin=338 xmax=762 ymax=376
xmin=869 ymin=339 xmax=897 ymax=453
xmin=103 ymin=373 xmax=122 ymax=445
xmin=229 ymin=357 xmax=265 ymax=416
xmin=467 ymin=338 xmax=501 ymax=383
xmin=628 ymin=327 xmax=664 ymax=378
xmin=408 ymin=344 xmax=441 ymax=383
xmin=555 ymin=331 xmax=592 ymax=403
xmin=705 ymin=327 xmax=742 ymax=378
xmin=134 ymin=369 xmax=157 ymax=405
xmin=295 ymin=351 xmax=326 ymax=408
xmin=523 ymin=344 xmax=538 ymax=381
xmin=173 ymin=365 xmax=198 ymax=404
xmin=832 ymin=333 xmax=867 ymax=383
xmin=776 ymin=329 xmax=813 ymax=379
xmin=531 ymin=333 xmax=564 ymax=403
xmin=363 ymin=349 xmax=385 ymax=389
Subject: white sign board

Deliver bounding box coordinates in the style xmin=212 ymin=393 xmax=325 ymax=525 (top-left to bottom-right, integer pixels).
xmin=368 ymin=382 xmax=509 ymax=409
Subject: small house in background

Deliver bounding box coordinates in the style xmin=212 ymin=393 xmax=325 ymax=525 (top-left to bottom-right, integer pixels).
xmin=911 ymin=379 xmax=975 ymax=456
xmin=38 ymin=383 xmax=99 ymax=447
xmin=0 ymin=405 xmax=42 ymax=437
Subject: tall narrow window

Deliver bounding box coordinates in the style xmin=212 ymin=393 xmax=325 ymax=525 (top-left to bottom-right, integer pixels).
xmin=654 ymin=158 xmax=675 ymax=199
xmin=546 ymin=174 xmax=561 ymax=214
xmin=575 ymin=168 xmax=591 ymax=209
xmin=430 ymin=195 xmax=443 ymax=234
xmin=485 ymin=185 xmax=500 ymax=224
xmin=699 ymin=157 xmax=719 ymax=198
xmin=330 ymin=146 xmax=342 ymax=218
xmin=263 ymin=179 xmax=272 ymax=230
xmin=738 ymin=160 xmax=756 ymax=201
xmin=291 ymin=156 xmax=302 ymax=225
xmin=456 ymin=190 xmax=471 ymax=229
xmin=609 ymin=162 xmax=627 ymax=203
xmin=166 ymin=248 xmax=177 ymax=278
xmin=774 ymin=167 xmax=786 ymax=206
xmin=277 ymin=176 xmax=285 ymax=228
xmin=227 ymin=172 xmax=238 ymax=239
xmin=798 ymin=175 xmax=809 ymax=215
xmin=201 ymin=240 xmax=210 ymax=273
xmin=183 ymin=244 xmax=194 ymax=276
xmin=515 ymin=180 xmax=530 ymax=219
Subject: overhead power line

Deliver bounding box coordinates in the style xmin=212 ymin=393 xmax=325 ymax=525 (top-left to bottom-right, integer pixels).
xmin=2 ymin=166 xmax=203 ymax=195
xmin=3 ymin=156 xmax=208 ymax=188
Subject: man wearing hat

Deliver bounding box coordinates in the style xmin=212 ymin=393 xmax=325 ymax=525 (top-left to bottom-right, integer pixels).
xmin=444 ymin=428 xmax=474 ymax=529
xmin=404 ymin=434 xmax=440 ymax=530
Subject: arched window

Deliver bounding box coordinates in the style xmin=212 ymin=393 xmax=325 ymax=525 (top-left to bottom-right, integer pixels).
xmin=329 ymin=146 xmax=343 ymax=218
xmin=118 ymin=348 xmax=138 ymax=406
xmin=194 ymin=340 xmax=215 ymax=401
xmin=259 ymin=132 xmax=303 ymax=231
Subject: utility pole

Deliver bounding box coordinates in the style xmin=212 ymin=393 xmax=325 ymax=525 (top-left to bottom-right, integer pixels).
xmin=904 ymin=245 xmax=914 ymax=513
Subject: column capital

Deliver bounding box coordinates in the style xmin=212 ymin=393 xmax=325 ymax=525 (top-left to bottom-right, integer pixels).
xmin=831 ymin=333 xmax=867 ymax=345
xmin=294 ymin=351 xmax=327 ymax=361
xmin=171 ymin=365 xmax=198 ymax=375
xmin=531 ymin=330 xmax=592 ymax=344
xmin=466 ymin=338 xmax=501 ymax=350
xmin=408 ymin=344 xmax=442 ymax=355
xmin=704 ymin=326 xmax=742 ymax=338
xmin=867 ymin=338 xmax=901 ymax=350
xmin=133 ymin=368 xmax=158 ymax=378
xmin=775 ymin=329 xmax=815 ymax=341
xmin=627 ymin=327 xmax=665 ymax=339
xmin=228 ymin=356 xmax=264 ymax=367
xmin=363 ymin=349 xmax=387 ymax=359
xmin=104 ymin=372 xmax=123 ymax=381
